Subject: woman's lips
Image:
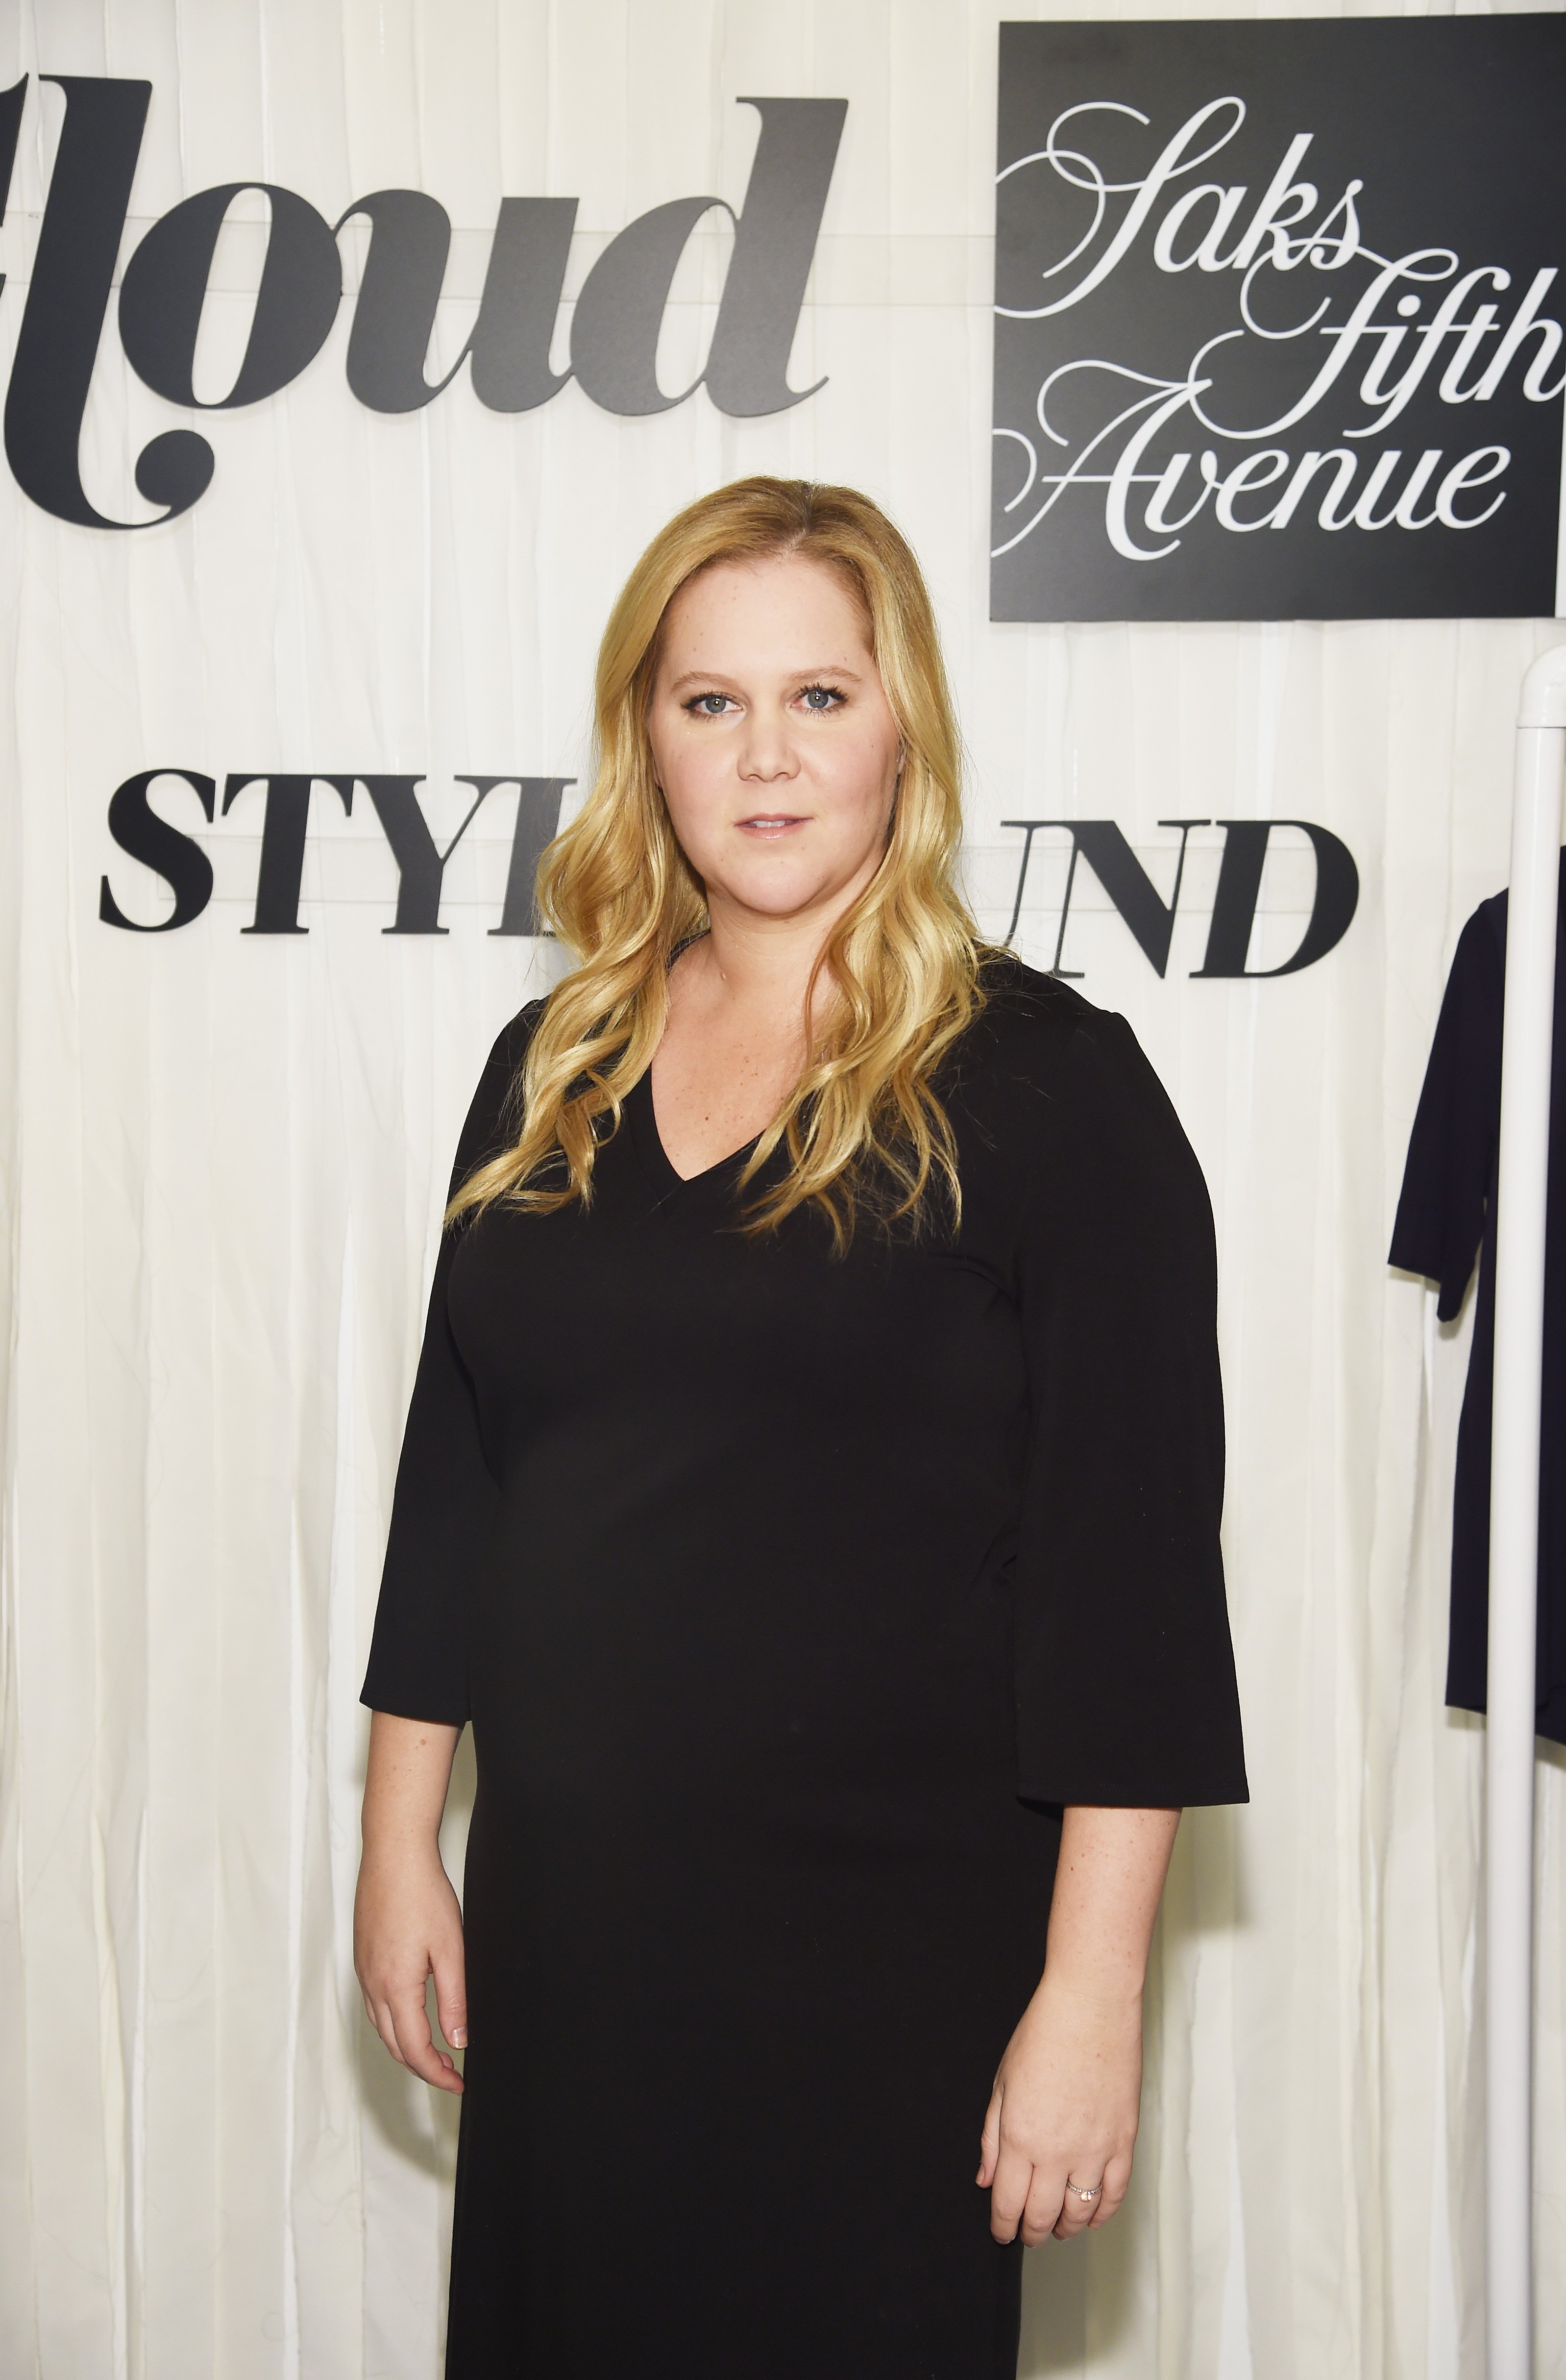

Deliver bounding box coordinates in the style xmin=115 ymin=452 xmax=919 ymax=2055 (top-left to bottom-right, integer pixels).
xmin=736 ymin=814 xmax=807 ymax=836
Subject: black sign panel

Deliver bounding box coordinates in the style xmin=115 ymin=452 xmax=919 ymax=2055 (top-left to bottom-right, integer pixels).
xmin=991 ymin=18 xmax=1566 ymax=621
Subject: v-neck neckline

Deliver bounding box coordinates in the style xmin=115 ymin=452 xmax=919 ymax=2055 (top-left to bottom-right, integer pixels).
xmin=627 ymin=1066 xmax=764 ymax=1195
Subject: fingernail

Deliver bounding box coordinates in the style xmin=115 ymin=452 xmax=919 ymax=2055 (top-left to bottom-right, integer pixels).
xmin=450 ymin=2028 xmax=467 ymax=2048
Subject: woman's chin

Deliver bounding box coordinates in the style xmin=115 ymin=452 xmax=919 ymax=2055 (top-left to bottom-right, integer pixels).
xmin=704 ymin=848 xmax=883 ymax=928
xmin=711 ymin=877 xmax=848 ymax=927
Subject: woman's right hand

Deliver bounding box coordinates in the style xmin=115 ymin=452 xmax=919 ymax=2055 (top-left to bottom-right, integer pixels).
xmin=356 ymin=1710 xmax=468 ymax=2094
xmin=354 ymin=1846 xmax=468 ymax=2093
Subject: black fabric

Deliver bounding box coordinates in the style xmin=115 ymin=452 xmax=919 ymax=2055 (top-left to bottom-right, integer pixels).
xmin=1389 ymin=854 xmax=1566 ymax=1747
xmin=362 ymin=958 xmax=1248 ymax=2380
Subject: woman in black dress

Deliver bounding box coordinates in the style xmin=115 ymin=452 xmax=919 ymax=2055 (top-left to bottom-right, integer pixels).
xmin=354 ymin=477 xmax=1247 ymax=2378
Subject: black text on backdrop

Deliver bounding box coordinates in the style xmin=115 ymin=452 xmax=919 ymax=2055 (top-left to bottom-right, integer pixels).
xmin=99 ymin=770 xmax=1359 ymax=981
xmin=0 ymin=76 xmax=847 ymax=527
xmin=100 ymin=773 xmax=571 ymax=936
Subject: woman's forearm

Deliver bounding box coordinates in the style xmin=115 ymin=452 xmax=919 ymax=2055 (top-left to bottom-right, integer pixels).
xmin=362 ymin=1710 xmax=462 ymax=1854
xmin=1044 ymin=1805 xmax=1181 ymax=2006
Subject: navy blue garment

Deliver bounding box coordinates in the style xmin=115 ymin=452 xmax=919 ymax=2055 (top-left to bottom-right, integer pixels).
xmin=363 ymin=960 xmax=1247 ymax=2378
xmin=1389 ymin=852 xmax=1566 ymax=1745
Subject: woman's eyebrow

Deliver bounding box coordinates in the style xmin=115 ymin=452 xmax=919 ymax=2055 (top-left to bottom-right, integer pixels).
xmin=664 ymin=662 xmax=867 ymax=694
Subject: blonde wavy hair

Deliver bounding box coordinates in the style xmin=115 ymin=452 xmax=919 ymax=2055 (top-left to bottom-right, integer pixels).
xmin=448 ymin=476 xmax=988 ymax=1248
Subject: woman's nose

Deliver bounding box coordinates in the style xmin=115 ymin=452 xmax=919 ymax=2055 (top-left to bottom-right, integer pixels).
xmin=736 ymin=710 xmax=799 ymax=783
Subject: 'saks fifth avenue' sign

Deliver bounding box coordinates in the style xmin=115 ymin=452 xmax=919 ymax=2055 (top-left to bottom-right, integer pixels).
xmin=990 ymin=17 xmax=1566 ymax=621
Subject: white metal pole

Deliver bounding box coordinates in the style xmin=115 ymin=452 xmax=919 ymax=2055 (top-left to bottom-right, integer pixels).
xmin=1486 ymin=643 xmax=1566 ymax=2380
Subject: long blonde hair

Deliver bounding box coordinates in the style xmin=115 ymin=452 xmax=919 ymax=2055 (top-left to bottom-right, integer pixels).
xmin=449 ymin=476 xmax=987 ymax=1248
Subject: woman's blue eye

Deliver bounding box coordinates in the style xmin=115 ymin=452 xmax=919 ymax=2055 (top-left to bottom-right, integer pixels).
xmin=685 ymin=686 xmax=842 ymax=717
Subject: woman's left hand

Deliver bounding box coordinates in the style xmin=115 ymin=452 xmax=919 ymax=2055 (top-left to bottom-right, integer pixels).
xmin=977 ymin=1972 xmax=1143 ymax=2244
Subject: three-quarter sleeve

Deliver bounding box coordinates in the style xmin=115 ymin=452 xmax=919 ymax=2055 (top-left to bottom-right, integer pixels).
xmin=359 ymin=1005 xmax=538 ymax=1725
xmin=1010 ymin=1010 xmax=1247 ymax=1808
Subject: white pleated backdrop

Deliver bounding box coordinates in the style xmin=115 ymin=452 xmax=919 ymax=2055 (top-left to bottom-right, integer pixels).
xmin=0 ymin=2 xmax=1563 ymax=2375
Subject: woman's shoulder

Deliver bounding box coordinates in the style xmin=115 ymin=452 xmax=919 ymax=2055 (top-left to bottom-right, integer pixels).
xmin=954 ymin=955 xmax=1204 ymax=1194
xmin=491 ymin=993 xmax=548 ymax=1069
xmin=472 ymin=993 xmax=547 ymax=1105
xmin=960 ymin=952 xmax=1141 ymax=1099
xmin=453 ymin=996 xmax=548 ymax=1181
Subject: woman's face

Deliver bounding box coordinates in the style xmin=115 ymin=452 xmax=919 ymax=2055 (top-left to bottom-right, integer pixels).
xmin=646 ymin=552 xmax=903 ymax=930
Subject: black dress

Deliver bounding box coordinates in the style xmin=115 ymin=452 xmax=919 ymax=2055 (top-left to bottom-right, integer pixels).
xmin=1389 ymin=855 xmax=1566 ymax=1745
xmin=362 ymin=959 xmax=1248 ymax=2380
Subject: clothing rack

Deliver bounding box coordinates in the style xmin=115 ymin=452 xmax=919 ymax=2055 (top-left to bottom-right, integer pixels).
xmin=1487 ymin=643 xmax=1566 ymax=2379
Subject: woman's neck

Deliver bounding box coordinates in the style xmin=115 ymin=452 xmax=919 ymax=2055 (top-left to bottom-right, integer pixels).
xmin=687 ymin=862 xmax=878 ymax=1033
xmin=685 ymin=911 xmax=820 ymax=1030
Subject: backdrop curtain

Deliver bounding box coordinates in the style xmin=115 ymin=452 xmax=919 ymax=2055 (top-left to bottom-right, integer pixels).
xmin=0 ymin=3 xmax=1561 ymax=2374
